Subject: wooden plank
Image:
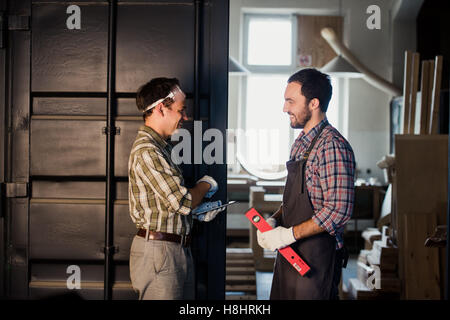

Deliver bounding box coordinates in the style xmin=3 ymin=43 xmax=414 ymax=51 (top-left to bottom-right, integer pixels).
xmin=402 ymin=51 xmax=413 ymax=134
xmin=408 ymin=52 xmax=420 ymax=134
xmin=419 ymin=60 xmax=430 ymax=134
xmin=226 ymin=248 xmax=253 ymax=254
xmin=357 ymin=261 xmax=374 ymax=286
xmin=379 ymin=277 xmax=401 ymax=292
xmin=226 ymin=275 xmax=256 ymax=283
xmin=429 ymin=56 xmax=443 ymax=134
xmin=358 ymin=250 xmax=371 ymax=265
xmin=373 ymin=240 xmax=398 ymax=257
xmin=426 ymin=60 xmax=435 ymax=133
xmin=226 ymin=259 xmax=254 ymax=267
xmin=361 ymin=228 xmax=382 ymax=249
xmin=226 ymin=294 xmax=258 ymax=300
xmin=225 ymin=284 xmax=257 ymax=292
xmin=226 ymin=253 xmax=254 ymax=260
xmin=366 ymin=250 xmax=397 ymax=273
xmin=348 ymin=278 xmax=376 ymax=300
xmin=402 ymin=213 xmax=441 ymax=299
xmin=226 ymin=267 xmax=255 ymax=275
xmin=29 ymin=281 xmax=132 ymax=289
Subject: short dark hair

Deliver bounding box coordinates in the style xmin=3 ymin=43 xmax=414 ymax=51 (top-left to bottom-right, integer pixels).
xmin=287 ymin=68 xmax=332 ymax=112
xmin=136 ymin=77 xmax=180 ymax=120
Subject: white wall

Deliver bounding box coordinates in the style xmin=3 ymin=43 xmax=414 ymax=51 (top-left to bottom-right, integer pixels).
xmin=229 ymin=0 xmax=419 ymax=182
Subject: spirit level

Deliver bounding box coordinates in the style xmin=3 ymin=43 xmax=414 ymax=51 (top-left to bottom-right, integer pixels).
xmin=245 ymin=208 xmax=310 ymax=276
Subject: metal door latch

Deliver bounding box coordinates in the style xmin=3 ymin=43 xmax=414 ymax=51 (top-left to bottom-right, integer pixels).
xmin=102 ymin=127 xmax=121 ymax=135
xmin=8 ymin=15 xmax=30 ymax=31
xmin=4 ymin=182 xmax=28 ymax=198
xmin=0 ymin=13 xmax=31 ymax=49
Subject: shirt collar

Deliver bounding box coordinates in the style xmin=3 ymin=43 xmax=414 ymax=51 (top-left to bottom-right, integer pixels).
xmin=139 ymin=125 xmax=169 ymax=150
xmin=295 ymin=118 xmax=329 ymax=148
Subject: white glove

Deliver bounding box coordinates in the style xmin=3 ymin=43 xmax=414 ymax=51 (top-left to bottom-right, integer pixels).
xmin=192 ymin=207 xmax=225 ymax=222
xmin=257 ymin=226 xmax=296 ymax=252
xmin=256 ymin=217 xmax=277 ymax=249
xmin=197 ymin=175 xmax=218 ymax=198
xmin=192 ymin=200 xmax=225 ymax=222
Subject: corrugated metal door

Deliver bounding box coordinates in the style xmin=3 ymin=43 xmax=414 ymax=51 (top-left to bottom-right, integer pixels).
xmin=1 ymin=0 xmax=228 ymax=299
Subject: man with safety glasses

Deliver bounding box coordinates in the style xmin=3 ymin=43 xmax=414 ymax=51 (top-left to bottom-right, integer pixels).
xmin=128 ymin=77 xmax=224 ymax=300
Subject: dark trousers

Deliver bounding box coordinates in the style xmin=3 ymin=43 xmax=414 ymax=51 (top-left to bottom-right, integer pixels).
xmin=330 ymin=247 xmax=349 ymax=300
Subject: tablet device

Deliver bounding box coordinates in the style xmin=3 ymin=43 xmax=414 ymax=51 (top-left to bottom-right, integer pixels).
xmin=193 ymin=201 xmax=237 ymax=215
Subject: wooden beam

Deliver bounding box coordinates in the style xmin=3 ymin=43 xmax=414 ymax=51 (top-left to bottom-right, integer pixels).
xmin=402 ymin=51 xmax=413 ymax=134
xmin=429 ymin=56 xmax=443 ymax=134
xmin=409 ymin=52 xmax=420 ymax=134
xmin=419 ymin=60 xmax=430 ymax=135
xmin=427 ymin=60 xmax=436 ymax=134
xmin=320 ymin=28 xmax=402 ymax=96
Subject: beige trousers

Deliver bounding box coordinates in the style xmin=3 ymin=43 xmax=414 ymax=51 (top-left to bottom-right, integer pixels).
xmin=129 ymin=235 xmax=195 ymax=300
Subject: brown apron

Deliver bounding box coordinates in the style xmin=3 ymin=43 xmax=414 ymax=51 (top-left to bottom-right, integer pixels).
xmin=270 ymin=124 xmax=345 ymax=300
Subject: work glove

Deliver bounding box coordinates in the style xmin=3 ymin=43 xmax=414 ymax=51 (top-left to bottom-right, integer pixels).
xmin=192 ymin=200 xmax=225 ymax=222
xmin=197 ymin=175 xmax=218 ymax=198
xmin=256 ymin=217 xmax=277 ymax=249
xmin=257 ymin=226 xmax=296 ymax=252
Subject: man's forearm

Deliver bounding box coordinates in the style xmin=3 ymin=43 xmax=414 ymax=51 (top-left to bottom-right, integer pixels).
xmin=189 ymin=182 xmax=210 ymax=208
xmin=292 ymin=218 xmax=325 ymax=240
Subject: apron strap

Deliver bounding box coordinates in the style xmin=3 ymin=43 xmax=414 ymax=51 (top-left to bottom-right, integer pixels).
xmin=300 ymin=123 xmax=327 ymax=193
xmin=301 ymin=122 xmax=327 ymax=162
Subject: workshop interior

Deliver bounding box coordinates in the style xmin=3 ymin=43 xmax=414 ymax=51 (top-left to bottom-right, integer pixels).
xmin=0 ymin=0 xmax=449 ymax=300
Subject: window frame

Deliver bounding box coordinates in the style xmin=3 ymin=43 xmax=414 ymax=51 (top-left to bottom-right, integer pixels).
xmin=242 ymin=13 xmax=297 ymax=73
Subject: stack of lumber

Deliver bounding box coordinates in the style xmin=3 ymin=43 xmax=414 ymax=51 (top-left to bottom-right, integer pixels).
xmin=362 ymin=227 xmax=381 ymax=250
xmin=389 ymin=51 xmax=447 ymax=300
xmin=348 ymin=226 xmax=400 ymax=300
xmin=225 ymin=248 xmax=257 ymax=300
xmin=402 ymin=51 xmax=443 ymax=135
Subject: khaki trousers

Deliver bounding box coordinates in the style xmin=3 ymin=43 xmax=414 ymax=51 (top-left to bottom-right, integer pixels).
xmin=129 ymin=235 xmax=195 ymax=300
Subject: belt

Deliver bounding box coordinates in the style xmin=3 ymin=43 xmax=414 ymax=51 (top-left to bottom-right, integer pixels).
xmin=137 ymin=229 xmax=191 ymax=247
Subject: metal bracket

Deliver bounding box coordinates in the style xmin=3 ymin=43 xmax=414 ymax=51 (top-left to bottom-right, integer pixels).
xmin=0 ymin=13 xmax=30 ymax=49
xmin=8 ymin=15 xmax=29 ymax=31
xmin=103 ymin=246 xmax=119 ymax=255
xmin=5 ymin=182 xmax=28 ymax=198
xmin=102 ymin=126 xmax=121 ymax=135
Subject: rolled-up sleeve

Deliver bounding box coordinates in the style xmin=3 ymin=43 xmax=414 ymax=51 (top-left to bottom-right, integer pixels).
xmin=311 ymin=138 xmax=355 ymax=236
xmin=136 ymin=149 xmax=192 ymax=215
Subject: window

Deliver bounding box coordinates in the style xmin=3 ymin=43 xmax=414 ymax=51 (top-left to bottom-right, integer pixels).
xmin=327 ymin=77 xmax=340 ymax=129
xmin=247 ymin=17 xmax=292 ymax=66
xmin=236 ymin=14 xmax=297 ymax=180
xmin=235 ymin=14 xmax=341 ymax=180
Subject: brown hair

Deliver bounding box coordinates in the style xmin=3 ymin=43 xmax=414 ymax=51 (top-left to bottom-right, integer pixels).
xmin=136 ymin=77 xmax=180 ymax=120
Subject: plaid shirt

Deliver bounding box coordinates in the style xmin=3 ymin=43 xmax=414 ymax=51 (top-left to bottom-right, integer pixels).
xmin=128 ymin=125 xmax=193 ymax=236
xmin=290 ymin=118 xmax=355 ymax=249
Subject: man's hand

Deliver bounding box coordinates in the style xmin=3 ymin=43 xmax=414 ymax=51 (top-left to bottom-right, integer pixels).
xmin=192 ymin=207 xmax=225 ymax=222
xmin=196 ymin=175 xmax=218 ymax=198
xmin=256 ymin=217 xmax=277 ymax=249
xmin=191 ymin=200 xmax=225 ymax=222
xmin=257 ymin=226 xmax=296 ymax=252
